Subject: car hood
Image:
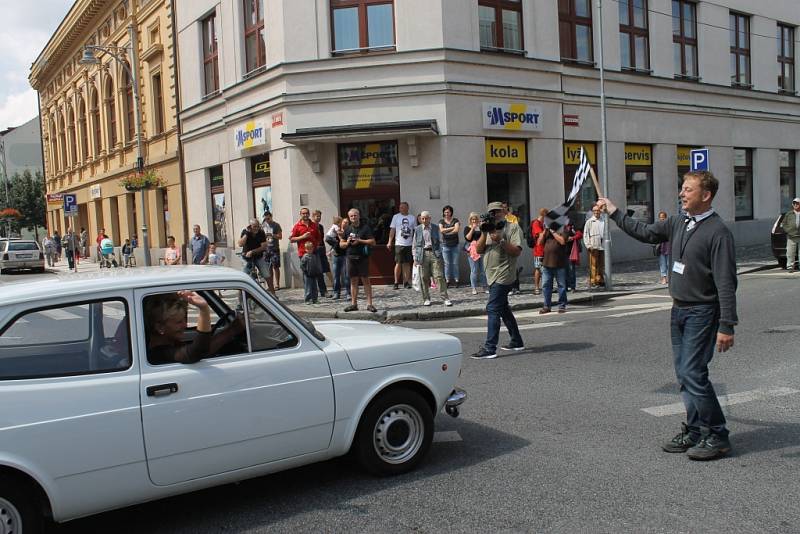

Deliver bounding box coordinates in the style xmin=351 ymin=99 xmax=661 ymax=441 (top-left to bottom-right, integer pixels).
xmin=313 ymin=320 xmax=462 ymax=370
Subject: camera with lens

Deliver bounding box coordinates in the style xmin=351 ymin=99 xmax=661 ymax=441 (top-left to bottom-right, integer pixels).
xmin=480 ymin=213 xmax=506 ymax=233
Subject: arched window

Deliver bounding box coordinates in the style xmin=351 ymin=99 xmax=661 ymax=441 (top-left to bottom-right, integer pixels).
xmin=67 ymin=104 xmax=77 ymax=166
xmin=78 ymin=97 xmax=88 ymax=161
xmin=90 ymin=88 xmax=102 ymax=154
xmin=58 ymin=114 xmax=67 ymax=171
xmin=123 ymin=67 xmax=135 ymax=142
xmin=49 ymin=116 xmax=58 ymax=173
xmin=105 ymin=76 xmax=117 ymax=148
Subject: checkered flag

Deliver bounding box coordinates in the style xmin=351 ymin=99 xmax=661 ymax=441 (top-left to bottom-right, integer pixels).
xmin=544 ymin=146 xmax=592 ymax=231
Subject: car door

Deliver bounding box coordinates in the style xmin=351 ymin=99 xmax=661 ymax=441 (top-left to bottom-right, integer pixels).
xmin=136 ymin=284 xmax=335 ymax=486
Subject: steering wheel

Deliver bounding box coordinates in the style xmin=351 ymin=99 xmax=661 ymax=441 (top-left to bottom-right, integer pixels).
xmin=212 ymin=309 xmax=238 ymax=334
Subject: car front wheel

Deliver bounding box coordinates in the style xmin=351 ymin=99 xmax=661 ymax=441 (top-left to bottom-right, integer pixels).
xmin=0 ymin=476 xmax=42 ymax=534
xmin=353 ymin=388 xmax=434 ymax=476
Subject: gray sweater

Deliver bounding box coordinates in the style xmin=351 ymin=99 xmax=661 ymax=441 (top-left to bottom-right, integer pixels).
xmin=610 ymin=210 xmax=738 ymax=335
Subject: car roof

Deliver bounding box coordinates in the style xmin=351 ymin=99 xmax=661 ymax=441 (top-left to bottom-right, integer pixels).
xmin=1 ymin=266 xmax=254 ymax=306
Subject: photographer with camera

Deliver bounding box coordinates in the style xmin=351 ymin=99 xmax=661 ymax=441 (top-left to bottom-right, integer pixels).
xmin=471 ymin=202 xmax=525 ymax=359
xmin=339 ymin=208 xmax=377 ymax=313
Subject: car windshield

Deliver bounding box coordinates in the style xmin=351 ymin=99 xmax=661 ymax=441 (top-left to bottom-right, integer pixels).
xmin=8 ymin=242 xmax=39 ymax=251
xmin=263 ymin=290 xmax=326 ymax=342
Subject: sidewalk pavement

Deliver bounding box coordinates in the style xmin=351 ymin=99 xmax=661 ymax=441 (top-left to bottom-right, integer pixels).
xmin=49 ymin=244 xmax=776 ymax=322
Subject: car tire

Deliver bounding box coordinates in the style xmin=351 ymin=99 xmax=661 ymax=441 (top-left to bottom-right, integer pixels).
xmin=0 ymin=475 xmax=44 ymax=534
xmin=353 ymin=388 xmax=434 ymax=476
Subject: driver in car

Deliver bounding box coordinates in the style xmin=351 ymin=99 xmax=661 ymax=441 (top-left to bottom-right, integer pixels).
xmin=145 ymin=291 xmax=244 ymax=365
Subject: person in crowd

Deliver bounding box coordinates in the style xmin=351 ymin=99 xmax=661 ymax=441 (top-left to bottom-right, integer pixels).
xmin=472 ymin=202 xmax=525 ymax=359
xmin=128 ymin=234 xmax=138 ymax=267
xmin=301 ymin=241 xmax=322 ymax=304
xmin=387 ymin=201 xmax=414 ymax=289
xmin=538 ymin=225 xmax=569 ymax=314
xmin=144 ymin=291 xmax=244 ymax=365
xmin=597 ymin=170 xmax=738 ymax=461
xmin=42 ymin=234 xmax=56 ymax=267
xmin=63 ymin=228 xmax=77 ymax=270
xmin=439 ymin=205 xmax=461 ymax=287
xmin=780 ymin=197 xmax=800 ymax=272
xmin=311 ymin=210 xmax=330 ymax=297
xmin=95 ymin=228 xmax=107 ymax=261
xmin=122 ymin=238 xmax=133 ymax=267
xmin=464 ymin=212 xmax=488 ymax=295
xmin=190 ymin=225 xmax=211 ymax=265
xmin=163 ymin=236 xmax=182 ymax=266
xmin=413 ymin=211 xmax=451 ymax=307
xmin=565 ymin=222 xmax=583 ymax=291
xmin=261 ymin=211 xmax=283 ymax=289
xmin=339 ymin=208 xmax=377 ymax=313
xmin=290 ymin=207 xmax=321 ymax=290
xmin=530 ymin=208 xmax=547 ymax=295
xmin=53 ymin=230 xmax=62 ymax=263
xmin=238 ymin=219 xmax=273 ymax=293
xmin=326 ymin=216 xmax=350 ymax=300
xmin=80 ymin=227 xmax=89 ymax=259
xmin=656 ymin=211 xmax=671 ymax=284
xmin=207 ymin=243 xmax=226 ymax=265
xmin=583 ymin=204 xmax=606 ymax=288
xmin=502 ymin=202 xmax=519 ymax=225
xmin=99 ymin=234 xmax=117 ymax=267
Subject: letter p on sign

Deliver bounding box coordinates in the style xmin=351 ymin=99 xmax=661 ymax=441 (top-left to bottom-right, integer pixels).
xmin=690 ymin=149 xmax=709 ymax=171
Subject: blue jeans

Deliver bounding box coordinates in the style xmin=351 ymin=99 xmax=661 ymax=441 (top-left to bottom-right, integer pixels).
xmin=467 ymin=254 xmax=487 ymax=289
xmin=566 ymin=262 xmax=577 ymax=290
xmin=670 ymin=304 xmax=727 ymax=438
xmin=332 ymin=254 xmax=350 ymax=297
xmin=541 ymin=266 xmax=567 ymax=309
xmin=483 ymin=282 xmax=523 ymax=352
xmin=303 ymin=273 xmax=318 ymax=302
xmin=441 ymin=244 xmax=460 ymax=283
xmin=659 ymin=254 xmax=670 ymax=277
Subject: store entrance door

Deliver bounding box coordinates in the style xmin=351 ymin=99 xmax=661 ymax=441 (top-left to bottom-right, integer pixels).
xmin=485 ymin=139 xmax=530 ymax=231
xmin=338 ymin=142 xmax=400 ymax=285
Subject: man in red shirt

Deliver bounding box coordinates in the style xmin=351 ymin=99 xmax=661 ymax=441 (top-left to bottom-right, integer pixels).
xmin=530 ymin=208 xmax=548 ymax=295
xmin=290 ymin=207 xmax=321 ymax=266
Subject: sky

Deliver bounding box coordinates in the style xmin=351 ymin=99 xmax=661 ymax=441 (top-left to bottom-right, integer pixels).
xmin=0 ymin=0 xmax=74 ymax=131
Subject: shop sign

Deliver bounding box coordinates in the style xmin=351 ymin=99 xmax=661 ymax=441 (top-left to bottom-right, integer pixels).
xmin=483 ymin=102 xmax=542 ymax=132
xmin=563 ymin=114 xmax=579 ymax=127
xmin=46 ymin=193 xmax=64 ymax=205
xmin=251 ymin=153 xmax=270 ymax=180
xmin=271 ymin=112 xmax=284 ymax=128
xmin=625 ymin=144 xmax=652 ymax=166
xmin=90 ymin=184 xmax=102 ymax=199
xmin=485 ymin=139 xmax=527 ymax=164
xmin=564 ymin=143 xmax=596 ymax=165
xmin=233 ymin=120 xmax=266 ymax=150
xmin=677 ymin=146 xmax=693 ymax=167
xmin=339 ymin=143 xmax=398 ymax=167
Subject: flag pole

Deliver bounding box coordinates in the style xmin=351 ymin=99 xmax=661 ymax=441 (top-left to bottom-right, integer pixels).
xmin=588 ymin=165 xmax=603 ymax=198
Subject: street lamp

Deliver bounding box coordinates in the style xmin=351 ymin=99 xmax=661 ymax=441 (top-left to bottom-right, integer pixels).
xmin=79 ymin=24 xmax=151 ymax=267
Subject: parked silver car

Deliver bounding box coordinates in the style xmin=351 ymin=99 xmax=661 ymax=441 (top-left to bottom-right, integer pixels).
xmin=0 ymin=239 xmax=45 ymax=273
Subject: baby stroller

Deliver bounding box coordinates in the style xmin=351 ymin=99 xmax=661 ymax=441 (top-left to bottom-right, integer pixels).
xmin=99 ymin=239 xmax=119 ymax=268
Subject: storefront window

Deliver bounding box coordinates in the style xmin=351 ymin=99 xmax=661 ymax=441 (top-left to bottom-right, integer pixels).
xmin=734 ymin=148 xmax=753 ymax=220
xmin=564 ymin=142 xmax=598 ymax=227
xmin=209 ymin=165 xmax=227 ymax=245
xmin=486 ymin=138 xmax=529 ymax=232
xmin=338 ymin=142 xmax=399 ymax=190
xmin=624 ymin=144 xmax=653 ymax=222
xmin=779 ymin=150 xmax=796 ymax=214
xmin=251 ymin=152 xmax=272 ymax=217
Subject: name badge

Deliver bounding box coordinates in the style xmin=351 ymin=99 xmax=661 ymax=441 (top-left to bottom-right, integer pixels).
xmin=672 ymin=261 xmax=685 ymax=275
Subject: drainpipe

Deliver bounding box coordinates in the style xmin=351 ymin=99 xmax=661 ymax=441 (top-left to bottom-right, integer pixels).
xmin=169 ymin=0 xmax=190 ymax=254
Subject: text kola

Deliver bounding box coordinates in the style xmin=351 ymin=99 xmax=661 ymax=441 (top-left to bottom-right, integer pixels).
xmin=490 ymin=144 xmax=520 ymax=158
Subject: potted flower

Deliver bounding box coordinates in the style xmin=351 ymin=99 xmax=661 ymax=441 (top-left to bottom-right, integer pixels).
xmin=0 ymin=207 xmax=22 ymax=220
xmin=119 ymin=169 xmax=164 ymax=191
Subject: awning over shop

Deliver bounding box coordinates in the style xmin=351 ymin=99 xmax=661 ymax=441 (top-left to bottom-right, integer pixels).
xmin=281 ymin=120 xmax=439 ymax=144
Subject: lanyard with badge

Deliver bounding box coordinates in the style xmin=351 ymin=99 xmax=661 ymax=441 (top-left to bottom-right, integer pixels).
xmin=672 ymin=217 xmax=703 ymax=275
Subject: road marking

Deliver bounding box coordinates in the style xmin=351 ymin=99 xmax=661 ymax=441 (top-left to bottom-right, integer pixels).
xmin=606 ymin=304 xmax=673 ymax=318
xmin=741 ymin=272 xmax=796 ymax=278
xmin=427 ymin=321 xmax=566 ymax=334
xmin=433 ymin=431 xmax=462 ymax=443
xmin=613 ymin=294 xmax=673 ymax=300
xmin=641 ymin=387 xmax=800 ymax=417
xmin=510 ymin=302 xmax=671 ymax=320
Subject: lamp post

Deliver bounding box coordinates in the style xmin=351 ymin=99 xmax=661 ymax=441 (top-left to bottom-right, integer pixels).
xmin=80 ymin=24 xmax=151 ymax=267
xmin=597 ymin=0 xmax=613 ymax=290
xmin=0 ymin=137 xmax=11 ymax=238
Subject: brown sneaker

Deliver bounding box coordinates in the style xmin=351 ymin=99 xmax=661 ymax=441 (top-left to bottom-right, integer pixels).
xmin=539 ymin=307 xmax=551 ymax=314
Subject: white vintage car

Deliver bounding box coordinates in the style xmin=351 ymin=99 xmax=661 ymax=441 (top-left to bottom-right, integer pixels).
xmin=0 ymin=267 xmax=465 ymax=532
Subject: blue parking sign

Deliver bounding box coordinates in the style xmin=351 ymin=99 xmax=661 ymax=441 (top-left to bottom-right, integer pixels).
xmin=63 ymin=194 xmax=78 ymax=216
xmin=690 ymin=149 xmax=709 ymax=171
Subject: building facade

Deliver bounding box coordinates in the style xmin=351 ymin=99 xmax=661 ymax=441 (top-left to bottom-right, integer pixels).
xmin=0 ymin=117 xmax=44 ymax=178
xmin=176 ymin=0 xmax=800 ymax=283
xmin=30 ymin=0 xmax=185 ymax=261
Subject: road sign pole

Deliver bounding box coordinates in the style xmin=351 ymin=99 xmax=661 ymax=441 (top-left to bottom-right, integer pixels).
xmin=71 ymin=215 xmax=78 ymax=273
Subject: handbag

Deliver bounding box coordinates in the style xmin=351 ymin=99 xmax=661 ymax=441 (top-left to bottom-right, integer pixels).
xmin=411 ymin=264 xmax=421 ymax=291
xmin=569 ymin=239 xmax=580 ymax=263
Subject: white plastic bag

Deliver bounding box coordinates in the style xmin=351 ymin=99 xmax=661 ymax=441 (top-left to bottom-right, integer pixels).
xmin=412 ymin=264 xmax=421 ymax=291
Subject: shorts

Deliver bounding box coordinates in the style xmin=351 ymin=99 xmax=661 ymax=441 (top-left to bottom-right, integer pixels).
xmin=533 ymin=256 xmax=543 ymax=270
xmin=394 ymin=245 xmax=412 ymax=264
xmin=265 ymin=249 xmax=280 ymax=268
xmin=346 ymin=255 xmax=370 ymax=278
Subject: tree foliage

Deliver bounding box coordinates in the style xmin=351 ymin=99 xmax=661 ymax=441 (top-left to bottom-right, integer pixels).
xmin=0 ymin=170 xmax=46 ymax=238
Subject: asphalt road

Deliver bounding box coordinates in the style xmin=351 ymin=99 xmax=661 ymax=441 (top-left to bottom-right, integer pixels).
xmin=30 ymin=267 xmax=800 ymax=533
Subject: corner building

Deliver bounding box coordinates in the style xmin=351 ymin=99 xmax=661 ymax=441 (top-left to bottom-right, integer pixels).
xmin=31 ymin=0 xmax=185 ymax=260
xmin=176 ymin=0 xmax=800 ymax=282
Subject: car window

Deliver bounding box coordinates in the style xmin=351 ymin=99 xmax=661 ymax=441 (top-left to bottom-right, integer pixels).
xmin=143 ymin=288 xmax=297 ymax=365
xmin=0 ymin=299 xmax=132 ymax=380
xmin=8 ymin=242 xmax=39 ymax=251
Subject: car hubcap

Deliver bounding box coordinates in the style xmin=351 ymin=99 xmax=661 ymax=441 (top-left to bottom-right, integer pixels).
xmin=373 ymin=403 xmax=424 ymax=465
xmin=0 ymin=497 xmax=22 ymax=534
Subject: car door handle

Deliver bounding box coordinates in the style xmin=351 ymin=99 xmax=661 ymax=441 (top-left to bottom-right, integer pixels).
xmin=146 ymin=383 xmax=179 ymax=397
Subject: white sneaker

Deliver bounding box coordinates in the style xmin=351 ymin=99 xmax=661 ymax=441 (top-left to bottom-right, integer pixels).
xmin=471 ymin=289 xmax=478 ymax=295
xmin=444 ymin=299 xmax=453 ymax=307
xmin=423 ymin=300 xmax=431 ymax=306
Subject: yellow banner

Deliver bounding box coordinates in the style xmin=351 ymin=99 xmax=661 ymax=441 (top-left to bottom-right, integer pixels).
xmin=355 ymin=143 xmax=380 ymax=189
xmin=485 ymin=139 xmax=527 ymax=164
xmin=625 ymin=144 xmax=652 ymax=166
xmin=564 ymin=143 xmax=597 ymax=165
